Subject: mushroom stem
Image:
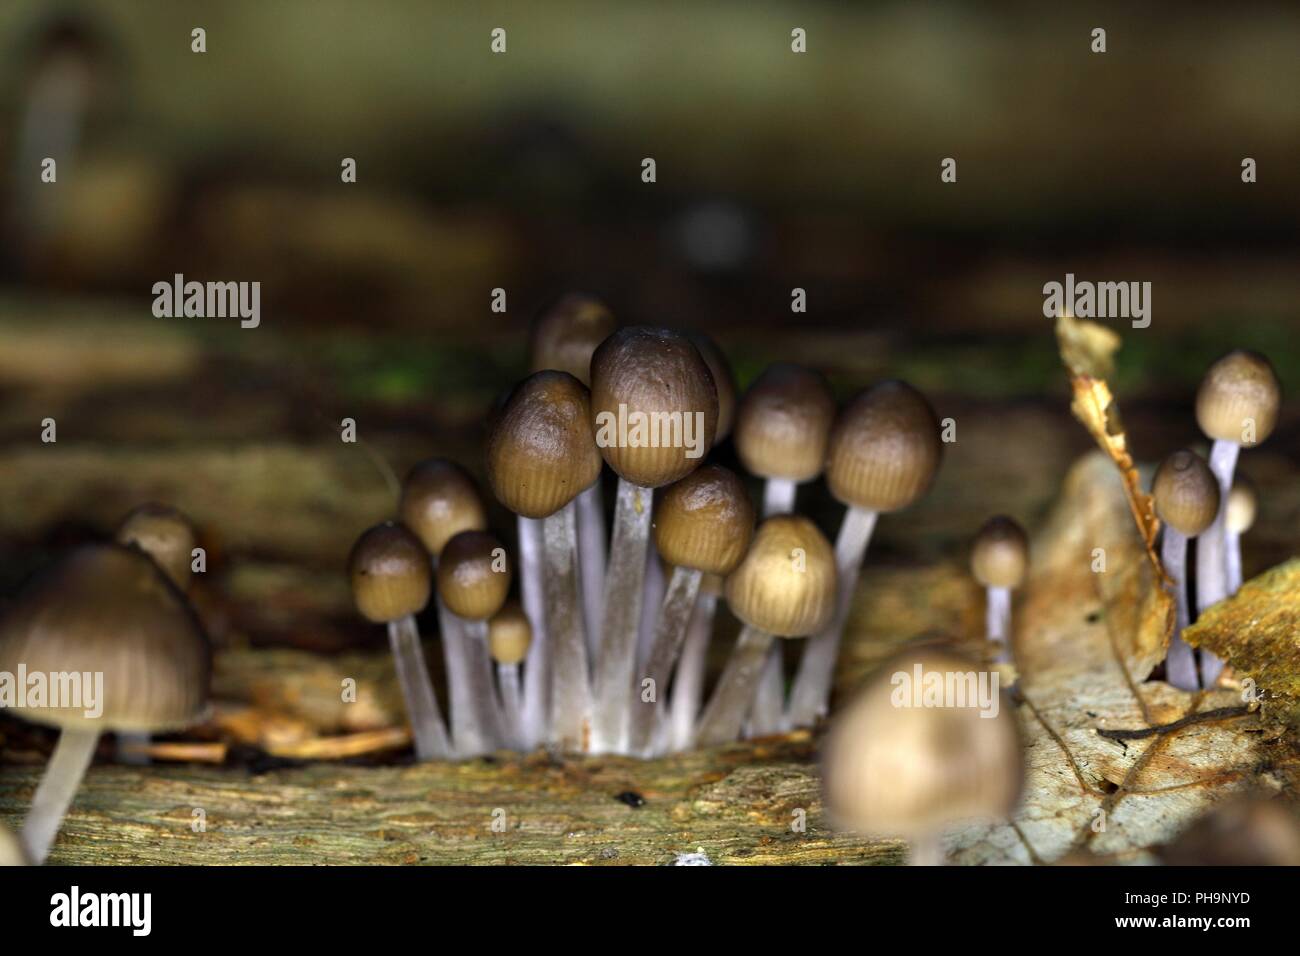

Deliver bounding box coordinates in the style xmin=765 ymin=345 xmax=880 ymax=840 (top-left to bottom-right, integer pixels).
xmin=669 ymin=591 xmax=717 ymax=751
xmin=628 ymin=565 xmax=702 ymax=756
xmin=1160 ymin=530 xmax=1199 ymax=691
xmin=432 ymin=584 xmax=485 ymax=757
xmin=787 ymin=506 xmax=878 ymax=727
xmin=762 ymin=477 xmax=797 ymax=516
xmin=543 ymin=499 xmax=592 ymax=751
xmin=458 ymin=618 xmax=504 ymax=754
xmin=576 ymin=480 xmax=606 ymax=658
xmin=21 ymin=727 xmax=99 ymax=864
xmin=517 ymin=515 xmax=549 ymax=747
xmin=496 ymin=661 xmax=524 ymax=750
xmin=1195 ymin=439 xmax=1239 ymax=613
xmin=909 ymin=832 xmax=946 ymax=867
xmin=748 ymin=650 xmax=786 ymax=736
xmin=591 ymin=478 xmax=653 ymax=752
xmin=696 ymin=624 xmax=776 ymax=747
xmin=985 ymin=586 xmax=1012 ymax=664
xmin=1225 ymin=528 xmax=1244 ymax=595
xmin=388 ymin=614 xmax=451 ymax=760
xmin=636 ymin=542 xmax=667 ymax=669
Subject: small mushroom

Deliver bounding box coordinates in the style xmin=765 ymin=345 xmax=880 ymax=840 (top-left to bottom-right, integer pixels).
xmin=436 ymin=531 xmax=513 ymax=755
xmin=823 ymin=646 xmax=1024 ymax=865
xmin=588 ymin=327 xmax=718 ymax=752
xmin=695 ymin=515 xmax=836 ymax=747
xmin=0 ymin=544 xmax=210 ymax=863
xmin=1151 ymin=449 xmax=1219 ymax=690
xmin=688 ymin=333 xmax=737 ymax=445
xmin=628 ymin=465 xmax=754 ymax=756
xmin=487 ymin=370 xmax=602 ymax=751
xmin=1224 ymin=477 xmax=1257 ymax=596
xmin=0 ymin=822 xmax=31 ymax=866
xmin=348 ymin=522 xmax=450 ymax=761
xmin=488 ymin=601 xmax=532 ymax=750
xmin=970 ymin=516 xmax=1029 ymax=664
xmin=788 ymin=380 xmax=942 ymax=727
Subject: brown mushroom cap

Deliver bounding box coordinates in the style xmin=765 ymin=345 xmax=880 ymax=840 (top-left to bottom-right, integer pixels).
xmin=488 ymin=601 xmax=532 ymax=664
xmin=1195 ymin=350 xmax=1281 ymax=446
xmin=688 ymin=333 xmax=737 ymax=444
xmin=589 ymin=327 xmax=719 ymax=488
xmin=115 ymin=502 xmax=197 ymax=591
xmin=486 ymin=370 xmax=603 ymax=518
xmin=1152 ymin=449 xmax=1220 ymax=537
xmin=398 ymin=459 xmax=488 ymax=557
xmin=826 ymin=380 xmax=942 ymax=513
xmin=529 ymin=293 xmax=617 ymax=386
xmin=0 ymin=544 xmax=211 ymax=733
xmin=653 ymin=465 xmax=755 ymax=575
xmin=0 ymin=822 xmax=30 ymax=866
xmin=436 ymin=530 xmax=512 ymax=621
xmin=734 ymin=363 xmax=836 ymax=483
xmin=1157 ymin=797 xmax=1300 ymax=866
xmin=971 ymin=516 xmax=1029 ymax=589
xmin=823 ymin=647 xmax=1023 ymax=837
xmin=348 ymin=522 xmax=431 ymax=624
xmin=1225 ymin=478 xmax=1257 ymax=535
xmin=724 ymin=514 xmax=836 ymax=637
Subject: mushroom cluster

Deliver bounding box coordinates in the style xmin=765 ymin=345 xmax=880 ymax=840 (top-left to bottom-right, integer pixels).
xmin=343 ymin=295 xmax=949 ymax=759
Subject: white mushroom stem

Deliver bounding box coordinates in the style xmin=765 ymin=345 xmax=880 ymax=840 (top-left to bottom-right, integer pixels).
xmin=543 ymin=499 xmax=592 ymax=751
xmin=517 ymin=515 xmax=549 ymax=748
xmin=750 ymin=476 xmax=800 ymax=735
xmin=1196 ymin=439 xmax=1238 ymax=687
xmin=909 ymin=832 xmax=947 ymax=867
xmin=591 ymin=478 xmax=652 ymax=753
xmin=636 ymin=542 xmax=667 ymax=669
xmin=787 ymin=506 xmax=878 ymax=727
xmin=669 ymin=591 xmax=717 ymax=751
xmin=388 ymin=613 xmax=451 ymax=760
xmin=628 ymin=566 xmax=703 ymax=756
xmin=696 ymin=625 xmax=775 ymax=747
xmin=432 ymin=575 xmax=487 ymax=757
xmin=1225 ymin=528 xmax=1244 ymax=595
xmin=1161 ymin=530 xmax=1199 ymax=691
xmin=576 ymin=480 xmax=606 ymax=659
xmin=986 ymin=586 xmax=1013 ymax=664
xmin=761 ymin=477 xmax=797 ymax=516
xmin=21 ymin=727 xmax=99 ymax=864
xmin=461 ymin=619 xmax=506 ymax=752
xmin=496 ymin=662 xmax=524 ymax=750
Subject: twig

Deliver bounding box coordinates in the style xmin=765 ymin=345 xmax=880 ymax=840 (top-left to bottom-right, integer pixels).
xmin=1095 ymin=705 xmax=1252 ymax=741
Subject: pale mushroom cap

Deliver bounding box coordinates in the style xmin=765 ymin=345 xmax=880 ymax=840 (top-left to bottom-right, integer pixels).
xmin=487 ymin=370 xmax=603 ymax=518
xmin=1152 ymin=449 xmax=1220 ymax=537
xmin=724 ymin=514 xmax=836 ymax=637
xmin=437 ymin=530 xmax=512 ymax=621
xmin=0 ymin=544 xmax=211 ymax=733
xmin=826 ymin=380 xmax=942 ymax=513
xmin=971 ymin=516 xmax=1029 ymax=589
xmin=399 ymin=459 xmax=488 ymax=557
xmin=348 ymin=523 xmax=431 ymax=624
xmin=0 ymin=823 xmax=30 ymax=866
xmin=115 ymin=502 xmax=197 ymax=591
xmin=1195 ymin=350 xmax=1281 ymax=446
xmin=529 ymin=293 xmax=617 ymax=385
xmin=734 ymin=363 xmax=836 ymax=483
xmin=688 ymin=333 xmax=737 ymax=444
xmin=488 ymin=601 xmax=532 ymax=664
xmin=589 ymin=327 xmax=719 ymax=488
xmin=653 ymin=465 xmax=755 ymax=575
xmin=823 ymin=647 xmax=1024 ymax=837
xmin=1225 ymin=480 xmax=1257 ymax=534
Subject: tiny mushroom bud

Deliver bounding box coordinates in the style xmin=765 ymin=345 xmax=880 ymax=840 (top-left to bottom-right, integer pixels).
xmin=735 ymin=363 xmax=836 ymax=515
xmin=348 ymin=522 xmax=449 ymax=761
xmin=788 ymin=380 xmax=942 ymax=728
xmin=589 ymin=327 xmax=718 ymax=752
xmin=115 ymin=502 xmax=197 ymax=591
xmin=629 ymin=465 xmax=755 ymax=755
xmin=488 ymin=600 xmax=532 ymax=749
xmin=1152 ymin=449 xmax=1220 ymax=691
xmin=971 ymin=516 xmax=1028 ymax=664
xmin=695 ymin=515 xmax=836 ymax=747
xmin=823 ymin=646 xmax=1024 ymax=865
xmin=1224 ymin=477 xmax=1257 ymax=595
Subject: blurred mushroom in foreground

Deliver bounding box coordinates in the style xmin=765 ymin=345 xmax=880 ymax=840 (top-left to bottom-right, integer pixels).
xmin=1156 ymin=796 xmax=1300 ymax=866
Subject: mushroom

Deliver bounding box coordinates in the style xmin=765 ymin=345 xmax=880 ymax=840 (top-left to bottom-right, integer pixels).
xmin=588 ymin=328 xmax=718 ymax=752
xmin=734 ymin=363 xmax=836 ymax=735
xmin=688 ymin=333 xmax=737 ymax=445
xmin=1156 ymin=796 xmax=1300 ymax=866
xmin=398 ymin=459 xmax=491 ymax=755
xmin=1224 ymin=477 xmax=1257 ymax=596
xmin=667 ymin=572 xmax=723 ymax=752
xmin=348 ymin=522 xmax=450 ymax=760
xmin=1151 ymin=449 xmax=1219 ymax=690
xmin=0 ymin=544 xmax=210 ymax=863
xmin=488 ymin=601 xmax=532 ymax=750
xmin=787 ymin=380 xmax=943 ymax=727
xmin=970 ymin=516 xmax=1029 ymax=665
xmin=487 ymin=370 xmax=603 ymax=751
xmin=435 ymin=530 xmax=513 ymax=755
xmin=695 ymin=515 xmax=836 ymax=747
xmin=529 ymin=293 xmax=617 ymax=651
xmin=823 ymin=646 xmax=1024 ymax=865
xmin=0 ymin=822 xmax=30 ymax=866
xmin=628 ymin=465 xmax=754 ymax=755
